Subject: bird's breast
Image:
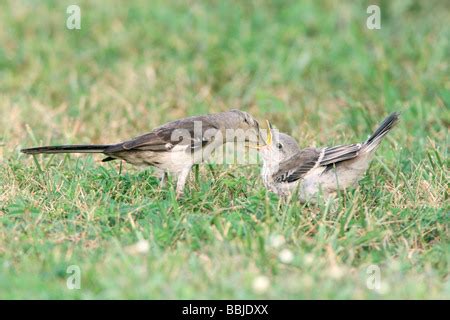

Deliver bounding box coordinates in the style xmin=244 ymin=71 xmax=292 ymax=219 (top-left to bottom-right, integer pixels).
xmin=261 ymin=165 xmax=293 ymax=196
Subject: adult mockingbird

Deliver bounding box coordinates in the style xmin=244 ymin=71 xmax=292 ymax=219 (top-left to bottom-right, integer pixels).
xmin=256 ymin=112 xmax=400 ymax=203
xmin=21 ymin=109 xmax=260 ymax=197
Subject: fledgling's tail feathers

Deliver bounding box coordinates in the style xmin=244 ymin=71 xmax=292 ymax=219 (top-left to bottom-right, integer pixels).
xmin=21 ymin=144 xmax=111 ymax=155
xmin=363 ymin=112 xmax=400 ymax=152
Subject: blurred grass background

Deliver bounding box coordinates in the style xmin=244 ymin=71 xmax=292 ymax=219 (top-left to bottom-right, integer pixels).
xmin=0 ymin=0 xmax=448 ymax=299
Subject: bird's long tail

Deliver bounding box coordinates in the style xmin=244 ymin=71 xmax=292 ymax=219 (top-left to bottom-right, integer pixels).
xmin=363 ymin=112 xmax=400 ymax=152
xmin=21 ymin=144 xmax=111 ymax=155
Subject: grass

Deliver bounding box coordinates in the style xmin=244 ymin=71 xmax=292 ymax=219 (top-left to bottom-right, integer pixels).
xmin=0 ymin=0 xmax=448 ymax=299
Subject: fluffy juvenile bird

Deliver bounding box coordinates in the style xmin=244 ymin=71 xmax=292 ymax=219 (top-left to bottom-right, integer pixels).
xmin=21 ymin=109 xmax=260 ymax=197
xmin=258 ymin=112 xmax=400 ymax=203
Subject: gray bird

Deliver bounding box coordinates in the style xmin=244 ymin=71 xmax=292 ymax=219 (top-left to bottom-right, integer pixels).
xmin=257 ymin=112 xmax=400 ymax=203
xmin=21 ymin=109 xmax=260 ymax=197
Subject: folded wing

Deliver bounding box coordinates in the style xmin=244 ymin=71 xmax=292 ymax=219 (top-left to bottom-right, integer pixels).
xmin=105 ymin=117 xmax=219 ymax=153
xmin=319 ymin=143 xmax=362 ymax=166
xmin=272 ymin=144 xmax=363 ymax=183
xmin=272 ymin=148 xmax=320 ymax=183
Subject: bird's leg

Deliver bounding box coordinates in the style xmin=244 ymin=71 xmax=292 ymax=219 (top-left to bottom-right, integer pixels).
xmin=154 ymin=168 xmax=167 ymax=188
xmin=277 ymin=193 xmax=289 ymax=208
xmin=175 ymin=166 xmax=192 ymax=199
xmin=159 ymin=171 xmax=168 ymax=187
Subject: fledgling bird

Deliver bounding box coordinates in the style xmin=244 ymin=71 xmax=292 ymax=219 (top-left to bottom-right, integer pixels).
xmin=21 ymin=109 xmax=260 ymax=197
xmin=257 ymin=112 xmax=400 ymax=203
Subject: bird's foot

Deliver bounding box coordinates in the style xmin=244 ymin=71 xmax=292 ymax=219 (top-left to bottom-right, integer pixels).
xmin=175 ymin=191 xmax=184 ymax=200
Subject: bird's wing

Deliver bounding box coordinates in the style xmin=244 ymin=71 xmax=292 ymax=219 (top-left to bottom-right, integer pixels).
xmin=272 ymin=143 xmax=363 ymax=183
xmin=318 ymin=143 xmax=362 ymax=166
xmin=105 ymin=117 xmax=219 ymax=153
xmin=273 ymin=148 xmax=321 ymax=183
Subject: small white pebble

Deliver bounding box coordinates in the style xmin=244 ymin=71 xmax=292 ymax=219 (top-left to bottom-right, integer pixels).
xmin=269 ymin=235 xmax=285 ymax=248
xmin=252 ymin=275 xmax=270 ymax=294
xmin=135 ymin=240 xmax=150 ymax=253
xmin=127 ymin=239 xmax=150 ymax=254
xmin=278 ymin=249 xmax=294 ymax=264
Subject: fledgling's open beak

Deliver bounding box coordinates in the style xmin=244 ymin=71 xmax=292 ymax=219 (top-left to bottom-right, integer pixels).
xmin=265 ymin=120 xmax=273 ymax=146
xmin=247 ymin=120 xmax=272 ymax=150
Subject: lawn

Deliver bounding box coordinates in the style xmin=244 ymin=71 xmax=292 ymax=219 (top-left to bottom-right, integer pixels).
xmin=0 ymin=0 xmax=448 ymax=299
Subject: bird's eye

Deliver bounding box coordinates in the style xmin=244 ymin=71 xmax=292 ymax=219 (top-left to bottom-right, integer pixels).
xmin=244 ymin=118 xmax=249 ymax=124
xmin=276 ymin=143 xmax=283 ymax=150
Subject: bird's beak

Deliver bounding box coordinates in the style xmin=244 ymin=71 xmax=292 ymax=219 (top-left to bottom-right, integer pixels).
xmin=247 ymin=119 xmax=272 ymax=150
xmin=265 ymin=120 xmax=273 ymax=146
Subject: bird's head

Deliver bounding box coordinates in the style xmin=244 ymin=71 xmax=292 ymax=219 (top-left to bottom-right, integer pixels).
xmin=251 ymin=120 xmax=300 ymax=165
xmin=229 ymin=109 xmax=259 ymax=129
xmin=222 ymin=109 xmax=260 ymax=143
